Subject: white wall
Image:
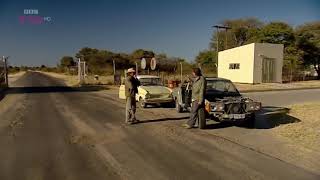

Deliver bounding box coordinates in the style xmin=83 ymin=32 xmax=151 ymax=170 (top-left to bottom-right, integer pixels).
xmin=218 ymin=43 xmax=255 ymax=83
xmin=218 ymin=43 xmax=283 ymax=84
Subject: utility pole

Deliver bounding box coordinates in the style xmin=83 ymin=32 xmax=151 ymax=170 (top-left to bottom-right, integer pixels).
xmin=83 ymin=61 xmax=86 ymax=77
xmin=212 ymin=25 xmax=232 ymax=51
xmin=212 ymin=25 xmax=231 ymax=77
xmin=180 ymin=62 xmax=183 ymax=82
xmin=78 ymin=58 xmax=81 ymax=84
xmin=113 ymin=60 xmax=116 ymax=75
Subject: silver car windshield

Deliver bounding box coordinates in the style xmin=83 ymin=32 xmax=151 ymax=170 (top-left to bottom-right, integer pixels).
xmin=139 ymin=78 xmax=162 ymax=86
xmin=206 ymin=80 xmax=238 ymax=93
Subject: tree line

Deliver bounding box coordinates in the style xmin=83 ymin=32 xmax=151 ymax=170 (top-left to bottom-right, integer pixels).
xmin=58 ymin=48 xmax=193 ymax=76
xmin=10 ymin=18 xmax=319 ymax=80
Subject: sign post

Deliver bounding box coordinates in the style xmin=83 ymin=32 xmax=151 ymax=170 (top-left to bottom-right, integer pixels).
xmin=113 ymin=60 xmax=116 ymax=75
xmin=77 ymin=58 xmax=86 ymax=85
xmin=78 ymin=58 xmax=81 ymax=84
xmin=150 ymin=57 xmax=157 ymax=70
xmin=141 ymin=58 xmax=146 ymax=70
xmin=180 ymin=62 xmax=183 ymax=83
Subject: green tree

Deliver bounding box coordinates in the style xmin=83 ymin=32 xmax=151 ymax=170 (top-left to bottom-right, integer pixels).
xmin=210 ymin=18 xmax=263 ymax=51
xmin=283 ymin=46 xmax=303 ymax=81
xmin=75 ymin=47 xmax=99 ymax=59
xmin=195 ymin=50 xmax=217 ymax=75
xmin=195 ymin=50 xmax=216 ymax=66
xmin=131 ymin=49 xmax=155 ymax=60
xmin=259 ymin=22 xmax=295 ymax=46
xmin=155 ymin=53 xmax=178 ymax=72
xmin=60 ymin=56 xmax=75 ymax=68
xmin=296 ymin=21 xmax=320 ymax=79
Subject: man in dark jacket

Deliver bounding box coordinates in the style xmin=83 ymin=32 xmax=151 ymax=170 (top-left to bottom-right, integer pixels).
xmin=125 ymin=68 xmax=140 ymax=124
xmin=183 ymin=68 xmax=207 ymax=128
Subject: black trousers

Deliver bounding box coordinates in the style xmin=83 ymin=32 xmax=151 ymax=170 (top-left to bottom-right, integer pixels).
xmin=187 ymin=100 xmax=204 ymax=126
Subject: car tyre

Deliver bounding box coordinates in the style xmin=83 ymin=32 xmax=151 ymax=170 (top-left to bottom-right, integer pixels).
xmin=198 ymin=108 xmax=206 ymax=129
xmin=139 ymin=97 xmax=147 ymax=108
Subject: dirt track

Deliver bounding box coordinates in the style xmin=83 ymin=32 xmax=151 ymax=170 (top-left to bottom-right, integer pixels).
xmin=0 ymin=71 xmax=319 ymax=180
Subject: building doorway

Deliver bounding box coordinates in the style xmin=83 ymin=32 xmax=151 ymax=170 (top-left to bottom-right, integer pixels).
xmin=262 ymin=58 xmax=275 ymax=83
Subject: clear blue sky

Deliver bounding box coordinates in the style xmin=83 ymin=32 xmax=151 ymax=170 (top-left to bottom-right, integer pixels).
xmin=0 ymin=0 xmax=319 ymax=66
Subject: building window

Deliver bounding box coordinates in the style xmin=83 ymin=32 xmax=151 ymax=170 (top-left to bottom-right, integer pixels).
xmin=229 ymin=63 xmax=240 ymax=69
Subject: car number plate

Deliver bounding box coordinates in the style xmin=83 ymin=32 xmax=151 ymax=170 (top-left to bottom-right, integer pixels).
xmin=233 ymin=114 xmax=245 ymax=119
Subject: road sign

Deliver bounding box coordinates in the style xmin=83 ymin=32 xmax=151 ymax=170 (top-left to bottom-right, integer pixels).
xmin=141 ymin=58 xmax=146 ymax=70
xmin=150 ymin=57 xmax=157 ymax=70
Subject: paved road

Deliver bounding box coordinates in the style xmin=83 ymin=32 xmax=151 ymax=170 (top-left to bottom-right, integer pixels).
xmin=243 ymin=89 xmax=320 ymax=106
xmin=0 ymin=71 xmax=319 ymax=180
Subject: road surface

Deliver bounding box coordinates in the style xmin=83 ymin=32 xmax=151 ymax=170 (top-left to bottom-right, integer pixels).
xmin=0 ymin=71 xmax=319 ymax=180
xmin=243 ymin=89 xmax=320 ymax=106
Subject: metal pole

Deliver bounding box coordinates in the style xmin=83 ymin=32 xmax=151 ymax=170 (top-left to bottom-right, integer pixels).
xmin=216 ymin=28 xmax=219 ymax=52
xmin=78 ymin=58 xmax=81 ymax=84
xmin=83 ymin=61 xmax=86 ymax=76
xmin=213 ymin=25 xmax=231 ymax=51
xmin=225 ymin=29 xmax=228 ymax=49
xmin=113 ymin=60 xmax=116 ymax=75
xmin=180 ymin=62 xmax=183 ymax=82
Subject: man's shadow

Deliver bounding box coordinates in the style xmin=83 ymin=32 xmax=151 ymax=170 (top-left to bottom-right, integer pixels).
xmin=136 ymin=116 xmax=189 ymax=124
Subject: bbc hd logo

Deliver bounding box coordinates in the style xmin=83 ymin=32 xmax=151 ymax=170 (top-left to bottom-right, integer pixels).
xmin=19 ymin=9 xmax=52 ymax=25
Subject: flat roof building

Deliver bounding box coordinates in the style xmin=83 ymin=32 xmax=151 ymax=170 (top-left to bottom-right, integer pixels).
xmin=218 ymin=43 xmax=284 ymax=84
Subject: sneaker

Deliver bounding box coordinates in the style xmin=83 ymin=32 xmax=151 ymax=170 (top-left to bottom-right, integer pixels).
xmin=182 ymin=124 xmax=193 ymax=129
xmin=132 ymin=119 xmax=140 ymax=124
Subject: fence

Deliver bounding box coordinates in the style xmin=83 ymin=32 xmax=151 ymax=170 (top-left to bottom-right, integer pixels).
xmin=282 ymin=69 xmax=318 ymax=83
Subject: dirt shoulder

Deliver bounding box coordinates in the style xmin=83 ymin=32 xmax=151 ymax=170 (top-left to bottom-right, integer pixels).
xmin=39 ymin=71 xmax=115 ymax=86
xmin=271 ymin=103 xmax=320 ymax=151
xmin=39 ymin=71 xmax=79 ymax=86
xmin=8 ymin=71 xmax=26 ymax=85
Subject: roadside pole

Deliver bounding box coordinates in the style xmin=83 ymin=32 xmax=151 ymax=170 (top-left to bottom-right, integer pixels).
xmin=113 ymin=60 xmax=116 ymax=75
xmin=78 ymin=58 xmax=81 ymax=84
xmin=180 ymin=62 xmax=183 ymax=82
xmin=3 ymin=56 xmax=8 ymax=87
xmin=83 ymin=61 xmax=86 ymax=77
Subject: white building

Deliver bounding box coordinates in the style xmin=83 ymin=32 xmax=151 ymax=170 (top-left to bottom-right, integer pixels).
xmin=218 ymin=43 xmax=284 ymax=84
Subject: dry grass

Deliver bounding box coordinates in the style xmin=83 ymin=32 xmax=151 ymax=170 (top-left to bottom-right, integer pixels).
xmin=8 ymin=71 xmax=25 ymax=78
xmin=273 ymin=103 xmax=320 ymax=150
xmin=41 ymin=71 xmax=115 ymax=87
xmin=40 ymin=72 xmax=79 ymax=86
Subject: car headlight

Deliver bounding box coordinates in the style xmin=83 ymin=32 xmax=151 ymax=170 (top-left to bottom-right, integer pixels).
xmin=246 ymin=102 xmax=261 ymax=111
xmin=212 ymin=102 xmax=224 ymax=111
